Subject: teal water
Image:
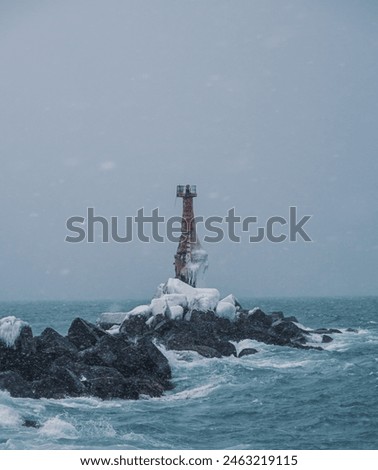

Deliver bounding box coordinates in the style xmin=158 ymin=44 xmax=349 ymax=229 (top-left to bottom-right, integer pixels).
xmin=0 ymin=297 xmax=377 ymax=450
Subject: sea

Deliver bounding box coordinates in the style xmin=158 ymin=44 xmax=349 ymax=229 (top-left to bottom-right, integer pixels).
xmin=0 ymin=297 xmax=377 ymax=450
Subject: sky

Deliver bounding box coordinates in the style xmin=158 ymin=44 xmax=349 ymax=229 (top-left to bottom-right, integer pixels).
xmin=0 ymin=0 xmax=377 ymax=300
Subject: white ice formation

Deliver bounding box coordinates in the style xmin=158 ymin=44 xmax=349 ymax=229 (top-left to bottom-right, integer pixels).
xmin=184 ymin=247 xmax=209 ymax=288
xmin=0 ymin=316 xmax=29 ymax=348
xmin=98 ymin=278 xmax=243 ymax=329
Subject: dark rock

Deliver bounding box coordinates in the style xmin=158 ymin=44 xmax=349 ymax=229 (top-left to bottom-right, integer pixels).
xmin=346 ymin=328 xmax=358 ymax=333
xmin=78 ymin=335 xmax=121 ymax=369
xmin=238 ymin=348 xmax=258 ymax=358
xmin=22 ymin=419 xmax=41 ymax=429
xmin=146 ymin=313 xmax=165 ymax=330
xmin=0 ymin=371 xmax=35 ymax=398
xmin=213 ymin=317 xmax=237 ymax=339
xmin=311 ymin=328 xmax=342 ymax=335
xmin=137 ymin=337 xmax=171 ymax=381
xmin=232 ymin=309 xmax=274 ymax=342
xmin=211 ymin=340 xmax=237 ymax=357
xmin=268 ymin=321 xmax=309 ymax=346
xmin=67 ymin=363 xmax=139 ymax=400
xmin=36 ymin=328 xmax=78 ymax=361
xmin=189 ymin=345 xmax=222 ymax=358
xmin=130 ymin=377 xmax=168 ymax=397
xmin=31 ymin=365 xmax=87 ymax=399
xmin=294 ymin=344 xmax=323 ymax=351
xmin=0 ymin=301 xmax=337 ymax=400
xmin=14 ymin=324 xmax=36 ymax=355
xmin=0 ymin=339 xmax=46 ymax=381
xmin=78 ymin=334 xmax=171 ymax=391
xmin=120 ymin=314 xmax=149 ymax=337
xmin=322 ymin=334 xmax=333 ymax=343
xmin=165 ymin=329 xmax=197 ymax=351
xmin=248 ymin=309 xmax=273 ymax=328
xmin=270 ymin=311 xmax=284 ymax=322
xmin=152 ymin=317 xmax=174 ymax=336
xmin=190 ymin=310 xmax=217 ymax=323
xmin=282 ymin=316 xmax=299 ymax=323
xmin=163 ymin=322 xmax=236 ymax=357
xmin=67 ymin=318 xmax=108 ymax=350
xmin=0 ymin=323 xmax=35 ymax=356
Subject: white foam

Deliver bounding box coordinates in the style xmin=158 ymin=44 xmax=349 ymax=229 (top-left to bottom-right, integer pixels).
xmin=158 ymin=383 xmax=219 ymax=401
xmin=231 ymin=339 xmax=259 ymax=356
xmin=39 ymin=417 xmax=78 ymax=439
xmin=0 ymin=316 xmax=29 ymax=347
xmin=253 ymin=359 xmax=312 ymax=369
xmin=0 ymin=405 xmax=22 ymax=427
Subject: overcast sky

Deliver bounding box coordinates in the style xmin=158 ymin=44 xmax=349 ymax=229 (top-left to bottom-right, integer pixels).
xmin=0 ymin=0 xmax=377 ymax=300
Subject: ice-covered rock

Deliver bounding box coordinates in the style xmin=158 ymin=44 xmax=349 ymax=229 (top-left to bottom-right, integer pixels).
xmin=127 ymin=305 xmax=152 ymax=318
xmin=190 ymin=289 xmax=220 ymax=311
xmin=151 ymin=298 xmax=167 ymax=316
xmin=160 ymin=294 xmax=188 ymax=309
xmin=165 ymin=278 xmax=196 ymax=296
xmin=215 ymin=301 xmax=237 ymax=321
xmin=0 ymin=316 xmax=29 ymax=348
xmin=220 ymin=294 xmax=241 ymax=308
xmin=98 ymin=305 xmax=152 ymax=329
xmin=166 ymin=305 xmax=184 ymax=321
xmin=107 ymin=325 xmax=120 ymax=335
xmin=248 ymin=307 xmax=262 ymax=315
xmin=162 ymin=278 xmax=219 ymax=312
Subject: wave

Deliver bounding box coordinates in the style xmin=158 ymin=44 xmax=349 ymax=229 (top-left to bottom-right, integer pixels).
xmin=38 ymin=416 xmax=78 ymax=439
xmin=0 ymin=405 xmax=22 ymax=428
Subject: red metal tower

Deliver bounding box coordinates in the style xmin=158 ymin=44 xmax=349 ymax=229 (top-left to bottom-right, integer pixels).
xmin=174 ymin=184 xmax=206 ymax=287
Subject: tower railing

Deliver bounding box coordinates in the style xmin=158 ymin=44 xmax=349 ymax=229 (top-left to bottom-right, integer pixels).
xmin=176 ymin=184 xmax=197 ymax=197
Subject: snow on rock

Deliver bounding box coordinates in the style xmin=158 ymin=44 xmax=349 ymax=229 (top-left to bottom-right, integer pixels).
xmin=190 ymin=289 xmax=220 ymax=312
xmin=162 ymin=278 xmax=219 ymax=312
xmin=151 ymin=298 xmax=167 ymax=316
xmin=0 ymin=316 xmax=29 ymax=348
xmin=215 ymin=302 xmax=237 ymax=321
xmin=154 ymin=283 xmax=166 ymax=298
xmin=99 ymin=305 xmax=152 ymax=327
xmin=166 ymin=305 xmax=184 ymax=321
xmin=145 ymin=316 xmax=155 ymax=327
xmin=220 ymin=294 xmax=241 ymax=308
xmin=107 ymin=325 xmax=120 ymax=335
xmin=127 ymin=305 xmax=152 ymax=318
xmin=165 ymin=278 xmax=196 ymax=296
xmin=160 ymin=294 xmax=188 ymax=309
xmin=248 ymin=307 xmax=262 ymax=315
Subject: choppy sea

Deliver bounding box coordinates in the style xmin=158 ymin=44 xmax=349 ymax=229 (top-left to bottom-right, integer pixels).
xmin=0 ymin=297 xmax=377 ymax=450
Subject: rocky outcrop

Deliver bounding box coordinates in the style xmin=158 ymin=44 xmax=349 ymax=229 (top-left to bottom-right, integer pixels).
xmin=0 ymin=317 xmax=172 ymax=400
xmin=0 ymin=285 xmax=343 ymax=400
